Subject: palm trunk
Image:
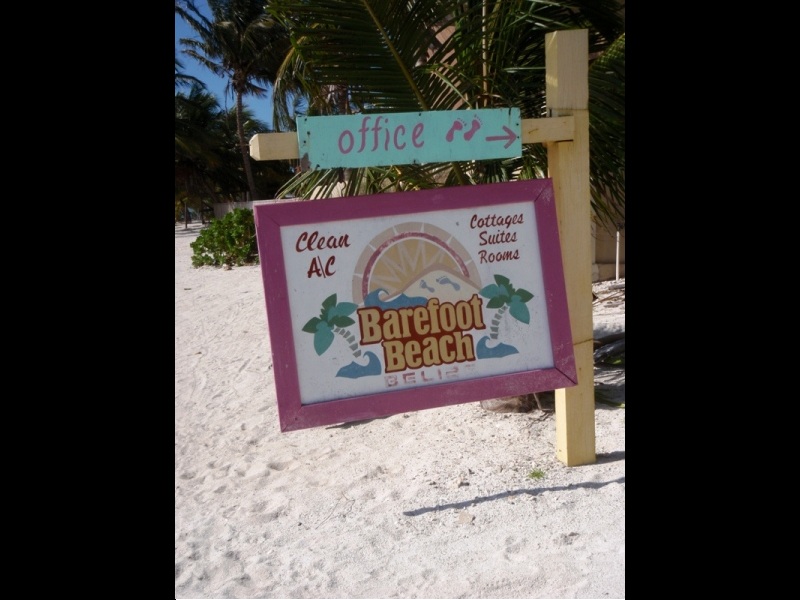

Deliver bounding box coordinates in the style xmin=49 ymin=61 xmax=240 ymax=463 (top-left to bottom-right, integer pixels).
xmin=236 ymin=92 xmax=259 ymax=201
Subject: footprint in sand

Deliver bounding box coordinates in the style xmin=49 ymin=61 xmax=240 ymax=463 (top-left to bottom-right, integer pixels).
xmin=445 ymin=118 xmax=466 ymax=142
xmin=464 ymin=116 xmax=482 ymax=141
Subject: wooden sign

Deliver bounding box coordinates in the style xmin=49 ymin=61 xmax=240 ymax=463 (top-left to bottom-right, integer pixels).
xmin=254 ymin=179 xmax=576 ymax=432
xmin=297 ymin=108 xmax=521 ymax=169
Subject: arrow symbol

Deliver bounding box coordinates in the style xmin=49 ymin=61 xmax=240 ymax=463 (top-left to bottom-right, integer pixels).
xmin=485 ymin=126 xmax=518 ymax=149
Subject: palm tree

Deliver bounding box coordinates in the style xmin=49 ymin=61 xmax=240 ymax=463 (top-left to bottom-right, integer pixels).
xmin=175 ymin=0 xmax=292 ymax=201
xmin=176 ymin=74 xmax=292 ymax=221
xmin=474 ymin=274 xmax=535 ymax=359
xmin=480 ymin=275 xmax=534 ymax=330
xmin=266 ymin=0 xmax=624 ymax=232
xmin=302 ymin=293 xmax=360 ymax=356
xmin=302 ymin=293 xmax=381 ymax=379
xmin=177 ymin=81 xmax=283 ymax=222
xmin=175 ymin=83 xmax=227 ymax=227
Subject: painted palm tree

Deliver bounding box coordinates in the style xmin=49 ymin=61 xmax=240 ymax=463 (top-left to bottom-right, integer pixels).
xmin=302 ymin=293 xmax=360 ymax=356
xmin=302 ymin=294 xmax=381 ymax=378
xmin=175 ymin=0 xmax=292 ymax=201
xmin=476 ymin=274 xmax=534 ymax=358
xmin=481 ymin=274 xmax=534 ymax=328
xmin=266 ymin=0 xmax=624 ymax=233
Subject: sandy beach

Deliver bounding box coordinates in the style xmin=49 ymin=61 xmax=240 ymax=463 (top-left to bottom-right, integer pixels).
xmin=175 ymin=221 xmax=625 ymax=599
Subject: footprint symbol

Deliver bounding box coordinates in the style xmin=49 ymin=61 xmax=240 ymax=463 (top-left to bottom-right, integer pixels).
xmin=436 ymin=276 xmax=460 ymax=291
xmin=446 ymin=119 xmax=466 ymax=142
xmin=420 ymin=280 xmax=436 ymax=293
xmin=464 ymin=116 xmax=482 ymax=141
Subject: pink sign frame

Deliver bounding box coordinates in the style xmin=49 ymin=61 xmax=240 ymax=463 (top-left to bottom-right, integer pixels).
xmin=254 ymin=179 xmax=576 ymax=432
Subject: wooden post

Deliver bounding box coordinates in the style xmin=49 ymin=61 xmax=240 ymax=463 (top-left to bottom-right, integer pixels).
xmin=249 ymin=29 xmax=597 ymax=465
xmin=545 ymin=29 xmax=596 ymax=466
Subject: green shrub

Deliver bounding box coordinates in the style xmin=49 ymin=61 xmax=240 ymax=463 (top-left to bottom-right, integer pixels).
xmin=190 ymin=208 xmax=259 ymax=268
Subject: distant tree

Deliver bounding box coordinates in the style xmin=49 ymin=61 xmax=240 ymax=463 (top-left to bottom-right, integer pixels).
xmin=175 ymin=83 xmax=228 ymax=227
xmin=176 ymin=0 xmax=292 ymax=200
xmin=217 ymin=105 xmax=295 ymax=200
xmin=176 ymin=81 xmax=293 ymax=221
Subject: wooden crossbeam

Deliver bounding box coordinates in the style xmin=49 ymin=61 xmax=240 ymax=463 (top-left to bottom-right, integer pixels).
xmin=248 ymin=116 xmax=575 ymax=161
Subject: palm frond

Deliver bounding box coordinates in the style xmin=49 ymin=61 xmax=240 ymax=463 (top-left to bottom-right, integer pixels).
xmin=588 ymin=33 xmax=625 ymax=232
xmin=267 ymin=0 xmax=624 ymax=211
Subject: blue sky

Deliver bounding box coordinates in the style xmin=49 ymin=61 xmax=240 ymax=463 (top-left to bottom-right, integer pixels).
xmin=175 ymin=1 xmax=274 ymax=130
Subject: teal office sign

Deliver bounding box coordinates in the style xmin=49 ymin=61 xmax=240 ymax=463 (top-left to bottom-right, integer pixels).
xmin=298 ymin=108 xmax=521 ymax=170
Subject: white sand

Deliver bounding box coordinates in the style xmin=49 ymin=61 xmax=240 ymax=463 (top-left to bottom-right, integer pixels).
xmin=175 ymin=222 xmax=625 ymax=599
